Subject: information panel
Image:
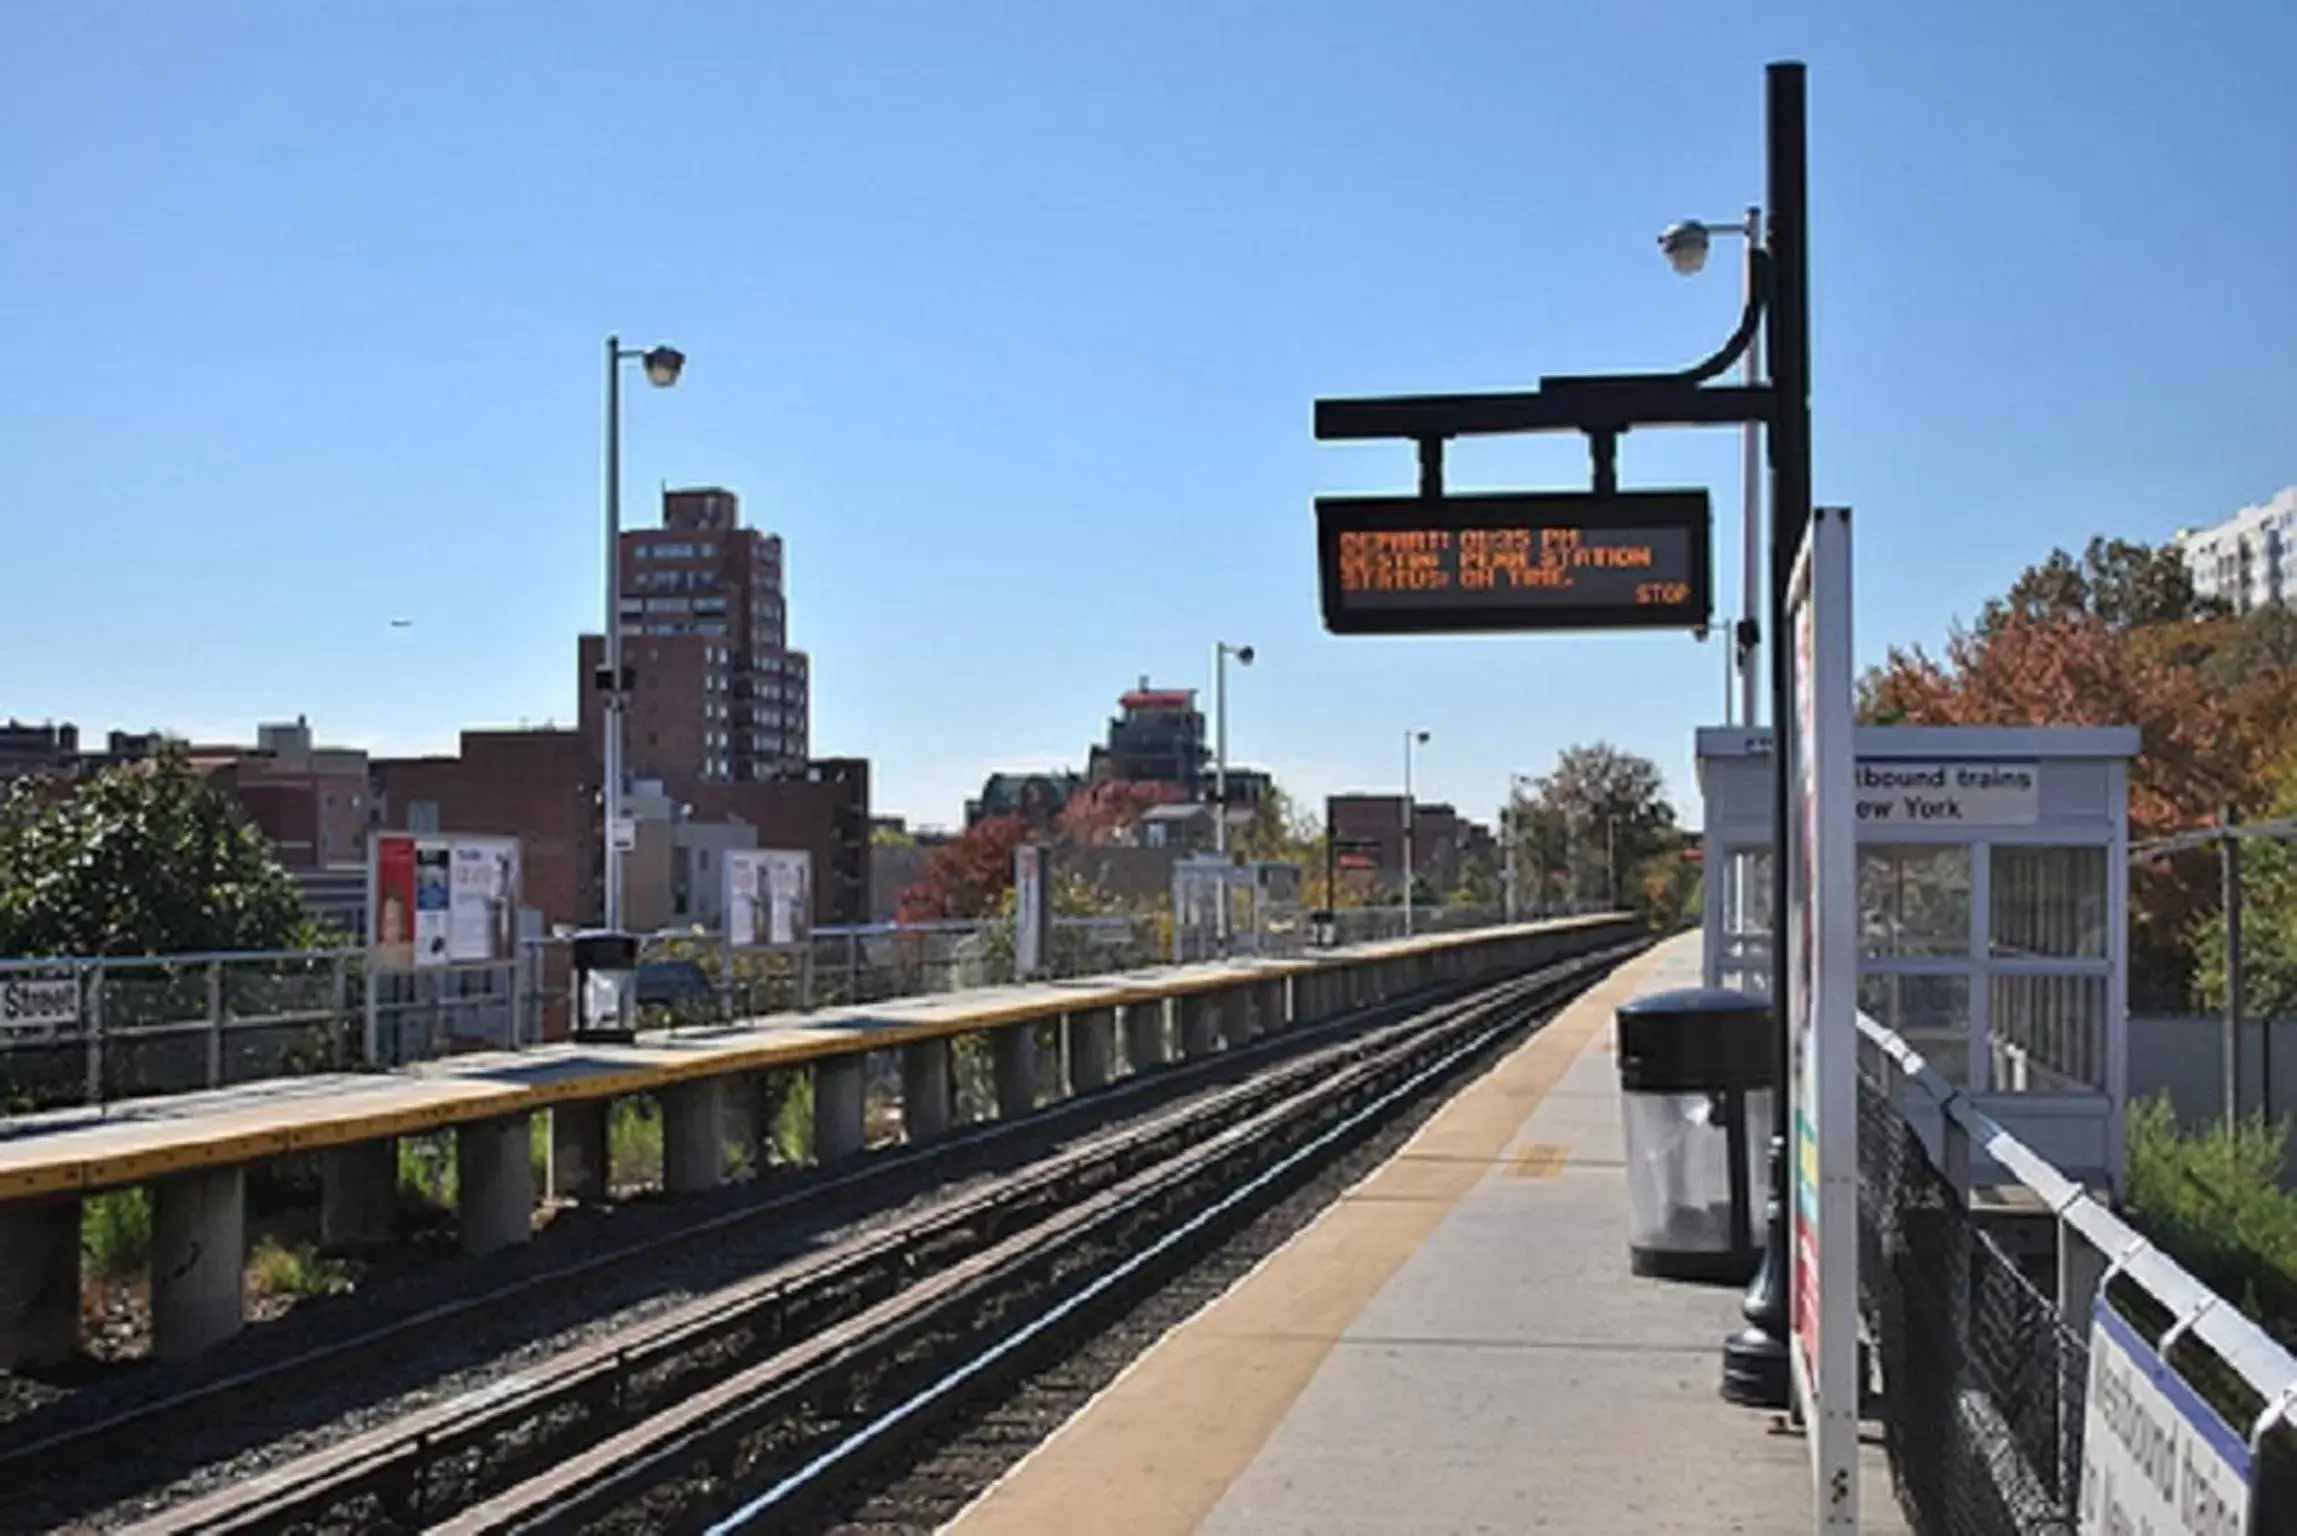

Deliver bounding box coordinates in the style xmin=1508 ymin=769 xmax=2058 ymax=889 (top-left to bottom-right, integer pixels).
xmin=2079 ymin=1298 xmax=2249 ymax=1536
xmin=1316 ymin=489 xmax=1711 ymax=635
xmin=1786 ymin=506 xmax=1860 ymax=1531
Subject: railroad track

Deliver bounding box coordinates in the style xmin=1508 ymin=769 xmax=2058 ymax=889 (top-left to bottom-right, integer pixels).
xmin=116 ymin=941 xmax=1635 ymax=1535
xmin=4 ymin=964 xmax=1491 ymax=1528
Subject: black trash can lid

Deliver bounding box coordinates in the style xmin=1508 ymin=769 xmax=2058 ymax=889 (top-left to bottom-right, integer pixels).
xmin=570 ymin=929 xmax=641 ymax=969
xmin=1615 ymin=985 xmax=1773 ymax=1091
xmin=1615 ymin=985 xmax=1771 ymax=1019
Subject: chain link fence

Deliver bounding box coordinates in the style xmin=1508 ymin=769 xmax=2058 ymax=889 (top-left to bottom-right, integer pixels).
xmin=1857 ymin=1071 xmax=2085 ymax=1533
xmin=1858 ymin=1010 xmax=2297 ymax=1534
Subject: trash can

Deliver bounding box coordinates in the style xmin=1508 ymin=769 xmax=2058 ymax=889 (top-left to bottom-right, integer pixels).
xmin=569 ymin=929 xmax=641 ymax=1044
xmin=1615 ymin=986 xmax=1773 ymax=1284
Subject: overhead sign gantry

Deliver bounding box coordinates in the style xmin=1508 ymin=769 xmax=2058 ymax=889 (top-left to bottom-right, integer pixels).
xmin=1309 ymin=59 xmax=1854 ymax=1533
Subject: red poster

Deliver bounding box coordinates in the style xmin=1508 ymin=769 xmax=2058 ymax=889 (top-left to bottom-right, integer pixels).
xmin=374 ymin=835 xmax=416 ymax=968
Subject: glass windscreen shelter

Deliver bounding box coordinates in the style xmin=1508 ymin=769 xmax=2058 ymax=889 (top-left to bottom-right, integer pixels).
xmin=1696 ymin=724 xmax=2138 ymax=1190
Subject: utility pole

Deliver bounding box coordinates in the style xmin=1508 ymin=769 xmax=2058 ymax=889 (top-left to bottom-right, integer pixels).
xmin=1502 ymin=803 xmax=1518 ymax=923
xmin=1606 ymin=815 xmax=1618 ymax=910
xmin=2225 ymin=804 xmax=2245 ymax=1131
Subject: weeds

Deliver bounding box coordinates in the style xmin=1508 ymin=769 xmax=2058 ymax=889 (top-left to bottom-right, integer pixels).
xmin=82 ymin=1188 xmax=152 ymax=1278
xmin=774 ymin=1070 xmax=814 ymax=1167
xmin=610 ymin=1097 xmax=664 ymax=1189
xmin=247 ymin=1236 xmax=351 ymax=1299
xmin=397 ymin=1130 xmax=457 ymax=1213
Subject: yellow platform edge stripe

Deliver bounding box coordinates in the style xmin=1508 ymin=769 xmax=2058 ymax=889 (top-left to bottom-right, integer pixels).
xmin=0 ymin=917 xmax=1626 ymax=1202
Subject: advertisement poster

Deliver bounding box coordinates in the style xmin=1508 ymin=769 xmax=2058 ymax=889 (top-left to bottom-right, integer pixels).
xmin=413 ymin=842 xmax=453 ymax=966
xmin=727 ymin=849 xmax=810 ymax=948
xmin=447 ymin=839 xmax=521 ymax=963
xmin=373 ymin=832 xmax=521 ymax=970
xmin=1790 ymin=575 xmax=1820 ymax=1391
xmin=725 ymin=850 xmax=764 ymax=949
xmin=763 ymin=850 xmax=811 ymax=947
xmin=374 ymin=833 xmax=417 ymax=969
xmin=1786 ymin=507 xmax=1860 ymax=1530
xmin=1782 ymin=505 xmax=1855 ymax=1524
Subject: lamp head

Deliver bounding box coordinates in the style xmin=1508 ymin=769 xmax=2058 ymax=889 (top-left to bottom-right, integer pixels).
xmin=1236 ymin=644 xmax=1255 ymax=666
xmin=641 ymin=345 xmax=685 ymax=387
xmin=1414 ymin=730 xmax=1431 ymax=745
xmin=1658 ymin=220 xmax=1711 ymax=276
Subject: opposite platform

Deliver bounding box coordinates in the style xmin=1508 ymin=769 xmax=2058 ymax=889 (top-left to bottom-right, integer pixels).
xmin=0 ymin=917 xmax=1631 ymax=1201
xmin=949 ymin=933 xmax=1911 ymax=1534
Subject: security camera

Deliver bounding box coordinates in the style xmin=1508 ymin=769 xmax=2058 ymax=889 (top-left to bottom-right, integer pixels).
xmin=1658 ymin=220 xmax=1711 ymax=276
xmin=1237 ymin=645 xmax=1256 ymax=666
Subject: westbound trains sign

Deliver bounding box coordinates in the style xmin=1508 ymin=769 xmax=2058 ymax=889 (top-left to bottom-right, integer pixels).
xmin=1316 ymin=489 xmax=1713 ymax=636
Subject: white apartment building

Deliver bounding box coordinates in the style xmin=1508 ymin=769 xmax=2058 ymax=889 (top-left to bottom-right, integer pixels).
xmin=2172 ymin=485 xmax=2297 ymax=613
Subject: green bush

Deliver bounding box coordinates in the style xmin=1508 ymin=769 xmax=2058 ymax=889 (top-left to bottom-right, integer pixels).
xmin=2124 ymin=1094 xmax=2297 ymax=1345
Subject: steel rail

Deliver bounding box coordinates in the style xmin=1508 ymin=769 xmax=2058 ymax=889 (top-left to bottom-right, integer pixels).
xmin=6 ymin=961 xmax=1483 ymax=1487
xmin=435 ymin=952 xmax=1628 ymax=1533
xmin=102 ymin=942 xmax=1637 ymax=1534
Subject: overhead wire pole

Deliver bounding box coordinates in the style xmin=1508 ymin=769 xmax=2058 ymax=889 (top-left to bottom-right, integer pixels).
xmin=2131 ymin=812 xmax=2297 ymax=1129
xmin=1403 ymin=732 xmax=1416 ymax=937
xmin=2225 ymin=805 xmax=2245 ymax=1131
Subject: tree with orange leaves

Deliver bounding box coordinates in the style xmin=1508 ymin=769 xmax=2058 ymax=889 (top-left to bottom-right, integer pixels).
xmin=897 ymin=814 xmax=1031 ymax=921
xmin=1859 ymin=536 xmax=2272 ymax=1007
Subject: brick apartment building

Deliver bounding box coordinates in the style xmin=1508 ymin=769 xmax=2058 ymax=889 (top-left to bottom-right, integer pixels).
xmin=194 ymin=719 xmax=371 ymax=870
xmin=1325 ymin=793 xmax=1481 ymax=895
xmin=578 ymin=486 xmax=810 ymax=792
xmin=0 ymin=721 xmax=169 ymax=784
xmin=371 ymin=729 xmax=602 ymax=932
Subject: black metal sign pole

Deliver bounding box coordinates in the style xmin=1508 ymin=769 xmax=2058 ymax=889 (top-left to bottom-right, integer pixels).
xmin=1307 ymin=57 xmax=1812 ymax=1412
xmin=1721 ymin=59 xmax=1810 ymax=1410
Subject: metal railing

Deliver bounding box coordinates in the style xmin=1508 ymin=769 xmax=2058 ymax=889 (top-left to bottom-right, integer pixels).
xmin=1857 ymin=1010 xmax=2297 ymax=1533
xmin=0 ymin=949 xmax=362 ymax=1112
xmin=0 ymin=907 xmax=1576 ymax=1112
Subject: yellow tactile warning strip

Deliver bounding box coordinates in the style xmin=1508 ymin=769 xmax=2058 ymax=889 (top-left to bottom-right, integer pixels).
xmin=1505 ymin=1141 xmax=1572 ymax=1179
xmin=0 ymin=917 xmax=1631 ymax=1202
xmin=944 ymin=936 xmax=1683 ymax=1536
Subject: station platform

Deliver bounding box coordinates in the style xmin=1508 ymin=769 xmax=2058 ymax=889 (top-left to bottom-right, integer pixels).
xmin=0 ymin=919 xmax=1637 ymax=1370
xmin=948 ymin=934 xmax=1912 ymax=1534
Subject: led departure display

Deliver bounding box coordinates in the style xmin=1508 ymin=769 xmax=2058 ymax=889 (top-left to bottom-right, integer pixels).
xmin=1317 ymin=489 xmax=1712 ymax=635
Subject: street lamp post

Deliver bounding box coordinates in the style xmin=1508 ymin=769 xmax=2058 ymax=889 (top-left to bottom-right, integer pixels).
xmin=1212 ymin=641 xmax=1255 ymax=951
xmin=1660 ymin=207 xmax=1764 ymax=728
xmin=1403 ymin=737 xmax=1416 ymax=936
xmin=600 ymin=334 xmax=685 ymax=931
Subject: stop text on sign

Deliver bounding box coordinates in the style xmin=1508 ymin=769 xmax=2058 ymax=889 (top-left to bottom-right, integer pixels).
xmin=1316 ymin=489 xmax=1711 ymax=635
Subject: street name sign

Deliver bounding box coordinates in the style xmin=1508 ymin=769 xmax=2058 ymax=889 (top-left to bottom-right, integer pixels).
xmin=1317 ymin=489 xmax=1712 ymax=635
xmin=0 ymin=977 xmax=79 ymax=1036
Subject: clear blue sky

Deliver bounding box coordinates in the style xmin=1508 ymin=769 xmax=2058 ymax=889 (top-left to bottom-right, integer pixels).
xmin=4 ymin=3 xmax=2292 ymax=831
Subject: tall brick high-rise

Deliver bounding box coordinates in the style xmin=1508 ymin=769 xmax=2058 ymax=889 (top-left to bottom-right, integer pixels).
xmin=579 ymin=486 xmax=811 ymax=794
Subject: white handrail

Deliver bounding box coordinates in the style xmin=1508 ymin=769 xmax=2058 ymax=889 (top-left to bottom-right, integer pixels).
xmin=1857 ymin=1009 xmax=2297 ymax=1450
